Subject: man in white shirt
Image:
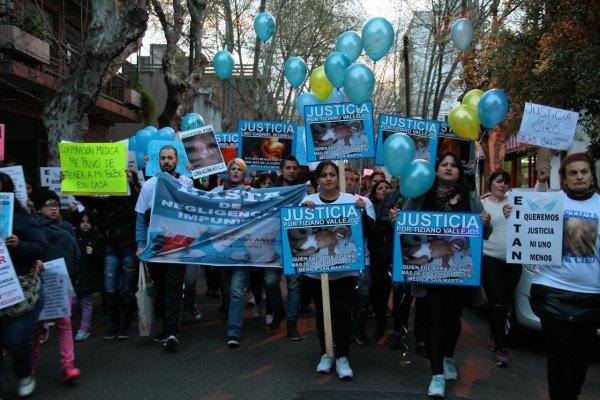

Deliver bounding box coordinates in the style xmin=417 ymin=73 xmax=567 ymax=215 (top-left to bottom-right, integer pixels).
xmin=135 ymin=145 xmax=193 ymax=350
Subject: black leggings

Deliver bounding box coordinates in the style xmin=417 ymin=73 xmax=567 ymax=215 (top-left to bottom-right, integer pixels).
xmin=540 ymin=316 xmax=597 ymax=400
xmin=424 ymin=285 xmax=466 ymax=374
xmin=306 ymin=276 xmax=356 ymax=358
xmin=481 ymin=256 xmax=522 ymax=349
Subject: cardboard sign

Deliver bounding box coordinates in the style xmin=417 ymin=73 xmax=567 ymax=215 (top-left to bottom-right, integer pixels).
xmin=392 ymin=211 xmax=483 ymax=286
xmin=507 ymin=192 xmax=563 ymax=265
xmin=0 ymin=242 xmax=25 ymax=310
xmin=0 ymin=193 xmax=14 ymax=240
xmin=38 ymin=258 xmax=71 ymax=320
xmin=59 ymin=143 xmax=128 ymax=195
xmin=518 ymin=102 xmax=579 ymax=150
xmin=180 ymin=125 xmax=227 ymax=179
xmin=281 ymin=204 xmax=365 ymax=275
xmin=305 ymin=102 xmax=375 ymax=162
xmin=0 ymin=166 xmax=27 ymax=208
xmin=238 ymin=120 xmax=296 ymax=171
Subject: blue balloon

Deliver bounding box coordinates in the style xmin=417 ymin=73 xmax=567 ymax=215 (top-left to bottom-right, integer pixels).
xmin=156 ymin=127 xmax=176 ymax=141
xmin=325 ymin=89 xmax=346 ymax=104
xmin=128 ymin=136 xmax=137 ymax=152
xmin=135 ymin=129 xmax=153 ymax=153
xmin=143 ymin=126 xmax=158 ymax=134
xmin=324 ymin=52 xmax=351 ymax=89
xmin=382 ymin=133 xmax=415 ymax=177
xmin=451 ymin=18 xmax=474 ymax=51
xmin=295 ymin=92 xmax=321 ymax=117
xmin=284 ymin=57 xmax=307 ymax=88
xmin=478 ymin=89 xmax=509 ymax=129
xmin=213 ymin=50 xmax=234 ymax=80
xmin=400 ymin=159 xmax=436 ymax=198
xmin=343 ymin=64 xmax=375 ymax=105
xmin=135 ymin=150 xmax=147 ymax=169
xmin=181 ymin=113 xmax=205 ymax=131
xmin=254 ymin=12 xmax=276 ymax=42
xmin=362 ymin=17 xmax=394 ymax=62
xmin=335 ymin=31 xmax=362 ymax=63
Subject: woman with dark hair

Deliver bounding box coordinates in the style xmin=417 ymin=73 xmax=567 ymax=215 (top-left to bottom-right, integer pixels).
xmin=403 ymin=152 xmax=491 ymax=398
xmin=480 ymin=168 xmax=519 ymax=367
xmin=0 ymin=172 xmax=47 ymax=397
xmin=300 ymin=160 xmax=374 ymax=380
xmin=531 ymin=153 xmax=600 ymax=400
xmin=368 ymin=179 xmax=393 ymax=214
xmin=367 ymin=178 xmax=394 ymax=338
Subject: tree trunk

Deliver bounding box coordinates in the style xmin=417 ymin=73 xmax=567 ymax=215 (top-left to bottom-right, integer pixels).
xmin=41 ymin=1 xmax=149 ymax=166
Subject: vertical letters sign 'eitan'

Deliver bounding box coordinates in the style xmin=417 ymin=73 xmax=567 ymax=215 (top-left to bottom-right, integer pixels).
xmin=59 ymin=143 xmax=128 ymax=195
xmin=507 ymin=192 xmax=564 ymax=265
xmin=518 ymin=102 xmax=579 ymax=150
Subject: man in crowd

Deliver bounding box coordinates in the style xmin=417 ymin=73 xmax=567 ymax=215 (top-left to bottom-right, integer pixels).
xmin=265 ymin=156 xmax=312 ymax=340
xmin=135 ymin=145 xmax=193 ymax=350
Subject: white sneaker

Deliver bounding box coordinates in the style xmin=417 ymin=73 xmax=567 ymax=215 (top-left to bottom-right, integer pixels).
xmin=335 ymin=356 xmax=354 ymax=379
xmin=427 ymin=374 xmax=445 ymax=398
xmin=253 ymin=304 xmax=261 ymax=318
xmin=443 ymin=357 xmax=458 ymax=381
xmin=316 ymin=354 xmax=333 ymax=373
xmin=18 ymin=376 xmax=36 ymax=397
xmin=265 ymin=314 xmax=274 ymax=326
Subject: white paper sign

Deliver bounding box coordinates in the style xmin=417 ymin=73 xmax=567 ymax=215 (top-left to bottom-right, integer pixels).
xmin=507 ymin=192 xmax=564 ymax=265
xmin=39 ymin=167 xmax=76 ymax=209
xmin=0 ymin=242 xmax=26 ymax=310
xmin=518 ymin=102 xmax=579 ymax=150
xmin=0 ymin=166 xmax=27 ymax=209
xmin=38 ymin=258 xmax=71 ymax=320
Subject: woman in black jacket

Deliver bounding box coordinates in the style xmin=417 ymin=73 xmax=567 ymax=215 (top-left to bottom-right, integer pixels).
xmin=0 ymin=172 xmax=47 ymax=397
xmin=402 ymin=152 xmax=491 ymax=398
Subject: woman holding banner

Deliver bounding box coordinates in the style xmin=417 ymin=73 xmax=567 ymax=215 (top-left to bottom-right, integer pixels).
xmin=300 ymin=160 xmax=374 ymax=380
xmin=530 ymin=153 xmax=600 ymax=400
xmin=0 ymin=172 xmax=47 ymax=397
xmin=402 ymin=152 xmax=491 ymax=398
xmin=214 ymin=158 xmax=252 ymax=348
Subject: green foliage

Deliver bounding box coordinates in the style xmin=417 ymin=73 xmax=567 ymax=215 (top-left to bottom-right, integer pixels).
xmin=9 ymin=10 xmax=48 ymax=40
xmin=480 ymin=0 xmax=600 ymax=140
xmin=140 ymin=89 xmax=157 ymax=125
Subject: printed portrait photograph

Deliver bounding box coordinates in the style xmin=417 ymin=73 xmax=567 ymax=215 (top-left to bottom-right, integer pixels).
xmin=287 ymin=225 xmax=356 ymax=259
xmin=182 ymin=131 xmax=224 ymax=169
xmin=310 ymin=120 xmax=367 ymax=149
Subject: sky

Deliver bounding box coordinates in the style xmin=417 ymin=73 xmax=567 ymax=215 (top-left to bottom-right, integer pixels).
xmin=138 ymin=0 xmax=423 ymax=57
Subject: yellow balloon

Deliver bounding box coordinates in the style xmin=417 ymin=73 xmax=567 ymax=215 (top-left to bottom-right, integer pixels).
xmin=462 ymin=89 xmax=484 ymax=111
xmin=448 ymin=105 xmax=480 ymax=140
xmin=309 ymin=66 xmax=333 ymax=100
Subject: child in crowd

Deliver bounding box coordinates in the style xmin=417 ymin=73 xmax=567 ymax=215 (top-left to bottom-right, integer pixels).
xmin=73 ymin=210 xmax=106 ymax=341
xmin=31 ymin=188 xmax=82 ymax=382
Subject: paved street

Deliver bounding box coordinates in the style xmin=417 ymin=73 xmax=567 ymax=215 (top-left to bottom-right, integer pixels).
xmin=3 ymin=279 xmax=599 ymax=400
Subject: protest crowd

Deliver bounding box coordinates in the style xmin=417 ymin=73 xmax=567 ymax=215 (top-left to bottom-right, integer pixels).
xmin=0 ymin=135 xmax=599 ymax=400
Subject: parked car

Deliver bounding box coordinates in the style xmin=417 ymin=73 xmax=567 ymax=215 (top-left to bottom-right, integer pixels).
xmin=510 ymin=264 xmax=541 ymax=332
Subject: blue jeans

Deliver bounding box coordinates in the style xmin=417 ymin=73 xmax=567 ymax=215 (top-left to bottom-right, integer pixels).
xmin=104 ymin=245 xmax=137 ymax=330
xmin=226 ymin=268 xmax=249 ymax=338
xmin=352 ymin=266 xmax=372 ymax=333
xmin=0 ymin=291 xmax=44 ymax=390
xmin=263 ymin=268 xmax=302 ymax=322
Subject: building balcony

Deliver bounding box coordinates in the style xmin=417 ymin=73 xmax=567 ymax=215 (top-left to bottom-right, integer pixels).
xmin=0 ymin=24 xmax=50 ymax=65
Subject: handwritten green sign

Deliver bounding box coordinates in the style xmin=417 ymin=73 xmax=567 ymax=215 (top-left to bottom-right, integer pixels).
xmin=59 ymin=143 xmax=128 ymax=195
